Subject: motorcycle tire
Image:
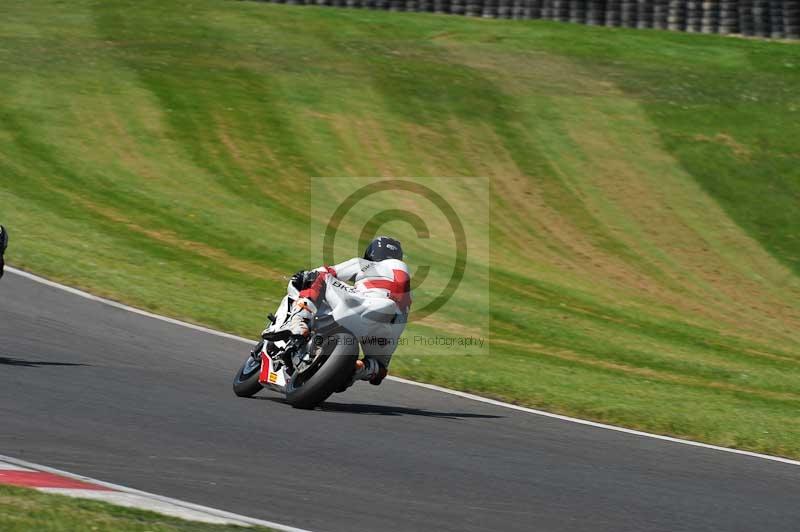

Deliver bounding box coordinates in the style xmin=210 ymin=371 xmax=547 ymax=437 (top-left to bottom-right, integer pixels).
xmin=232 ymin=354 xmax=264 ymax=397
xmin=285 ymin=332 xmax=358 ymax=409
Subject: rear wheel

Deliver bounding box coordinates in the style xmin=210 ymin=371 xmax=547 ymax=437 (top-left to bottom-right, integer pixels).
xmin=285 ymin=333 xmax=358 ymax=409
xmin=232 ymin=353 xmax=263 ymax=397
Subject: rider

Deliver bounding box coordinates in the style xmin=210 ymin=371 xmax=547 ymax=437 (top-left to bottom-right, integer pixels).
xmin=275 ymin=236 xmax=411 ymax=386
xmin=0 ymin=225 xmax=7 ymax=279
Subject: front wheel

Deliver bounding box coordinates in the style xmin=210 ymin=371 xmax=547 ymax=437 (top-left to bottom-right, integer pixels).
xmin=233 ymin=353 xmax=263 ymax=397
xmin=285 ymin=332 xmax=358 ymax=409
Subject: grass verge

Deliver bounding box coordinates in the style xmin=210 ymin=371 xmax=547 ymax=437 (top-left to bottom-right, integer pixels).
xmin=0 ymin=484 xmax=274 ymax=532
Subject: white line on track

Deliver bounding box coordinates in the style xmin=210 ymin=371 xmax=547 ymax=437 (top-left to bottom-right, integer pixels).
xmin=0 ymin=454 xmax=314 ymax=532
xmin=6 ymin=266 xmax=800 ymax=468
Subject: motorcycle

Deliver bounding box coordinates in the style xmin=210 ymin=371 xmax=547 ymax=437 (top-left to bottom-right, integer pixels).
xmin=232 ymin=279 xmax=359 ymax=409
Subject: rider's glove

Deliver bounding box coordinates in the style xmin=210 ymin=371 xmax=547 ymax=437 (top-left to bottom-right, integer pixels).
xmin=290 ymin=270 xmax=319 ymax=292
xmin=290 ymin=270 xmax=305 ymax=291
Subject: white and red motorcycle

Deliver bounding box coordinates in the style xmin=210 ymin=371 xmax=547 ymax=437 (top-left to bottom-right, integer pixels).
xmin=232 ymin=279 xmax=360 ymax=409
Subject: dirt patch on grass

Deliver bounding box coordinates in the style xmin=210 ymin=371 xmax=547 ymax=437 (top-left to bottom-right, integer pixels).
xmin=438 ymin=41 xmax=800 ymax=349
xmin=215 ymin=113 xmax=281 ymax=175
xmin=66 ymin=93 xmax=164 ymax=181
xmin=442 ymin=44 xmax=623 ymax=100
xmin=693 ymin=133 xmax=752 ymax=160
xmin=439 ymin=44 xmax=690 ymax=296
xmin=553 ymin=100 xmax=800 ymax=347
xmin=319 ymin=111 xmax=406 ymax=177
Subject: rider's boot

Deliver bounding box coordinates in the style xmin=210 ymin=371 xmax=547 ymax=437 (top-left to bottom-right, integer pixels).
xmin=283 ymin=297 xmax=317 ymax=337
xmin=370 ymin=364 xmax=389 ymax=386
xmin=261 ymin=297 xmax=317 ymax=340
xmin=353 ymin=358 xmax=388 ymax=386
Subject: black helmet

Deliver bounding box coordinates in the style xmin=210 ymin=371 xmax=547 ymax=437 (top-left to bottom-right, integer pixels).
xmin=364 ymin=236 xmax=403 ymax=262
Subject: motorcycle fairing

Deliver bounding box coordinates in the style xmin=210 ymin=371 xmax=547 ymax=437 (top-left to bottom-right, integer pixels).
xmin=259 ymin=350 xmax=287 ymax=391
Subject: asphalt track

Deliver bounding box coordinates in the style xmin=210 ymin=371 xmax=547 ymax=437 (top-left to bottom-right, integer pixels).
xmin=2 ymin=270 xmax=799 ymax=532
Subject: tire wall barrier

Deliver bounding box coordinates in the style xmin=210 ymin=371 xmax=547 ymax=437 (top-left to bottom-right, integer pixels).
xmin=257 ymin=0 xmax=800 ymax=38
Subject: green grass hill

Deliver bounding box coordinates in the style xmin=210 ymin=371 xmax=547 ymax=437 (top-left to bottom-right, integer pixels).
xmin=2 ymin=0 xmax=800 ymax=457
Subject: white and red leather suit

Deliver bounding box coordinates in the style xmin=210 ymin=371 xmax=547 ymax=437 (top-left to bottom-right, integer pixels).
xmin=298 ymin=257 xmax=411 ymax=369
